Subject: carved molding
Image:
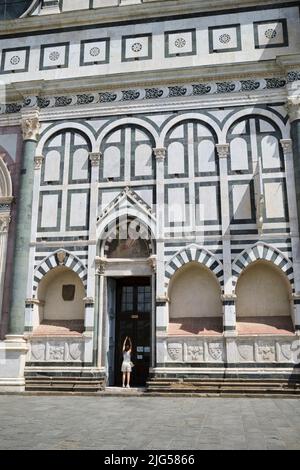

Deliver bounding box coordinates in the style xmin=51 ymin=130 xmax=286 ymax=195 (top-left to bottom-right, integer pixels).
xmin=21 ymin=111 xmax=40 ymax=141
xmin=216 ymin=143 xmax=230 ymax=158
xmin=147 ymin=255 xmax=157 ymax=273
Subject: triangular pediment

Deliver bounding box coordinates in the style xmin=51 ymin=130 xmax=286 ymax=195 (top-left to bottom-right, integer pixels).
xmin=97 ymin=187 xmax=154 ymax=224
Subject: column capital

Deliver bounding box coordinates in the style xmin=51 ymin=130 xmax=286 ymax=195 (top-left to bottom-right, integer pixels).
xmin=286 ymin=95 xmax=300 ymax=122
xmin=280 ymin=139 xmax=293 ymax=154
xmin=89 ymin=152 xmax=102 ymax=166
xmin=216 ymin=143 xmax=230 ymax=158
xmin=0 ymin=213 xmax=11 ymax=233
xmin=147 ymin=254 xmax=157 ymax=273
xmin=34 ymin=155 xmax=44 ymax=170
xmin=95 ymin=257 xmax=107 ymax=275
xmin=153 ymin=147 xmax=166 ymax=161
xmin=21 ymin=110 xmax=40 ymax=142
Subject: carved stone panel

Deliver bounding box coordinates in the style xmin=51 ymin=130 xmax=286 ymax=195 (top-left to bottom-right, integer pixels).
xmin=68 ymin=342 xmax=84 ymax=361
xmin=207 ymin=341 xmax=224 ymax=361
xmin=185 ymin=343 xmax=204 ymax=362
xmin=48 ymin=343 xmax=65 ymax=361
xmin=237 ymin=342 xmax=254 ymax=362
xmin=31 ymin=342 xmax=46 ymax=361
xmin=167 ymin=342 xmax=183 ymax=362
xmin=257 ymin=341 xmax=276 ymax=362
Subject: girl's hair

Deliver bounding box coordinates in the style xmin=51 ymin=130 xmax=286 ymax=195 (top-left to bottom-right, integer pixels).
xmin=125 ymin=344 xmax=130 ymax=351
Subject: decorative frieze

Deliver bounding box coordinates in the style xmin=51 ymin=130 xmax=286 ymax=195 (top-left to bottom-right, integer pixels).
xmin=161 ymin=337 xmax=300 ymax=365
xmin=2 ymin=73 xmax=297 ymax=116
xmin=30 ymin=339 xmax=84 ymax=362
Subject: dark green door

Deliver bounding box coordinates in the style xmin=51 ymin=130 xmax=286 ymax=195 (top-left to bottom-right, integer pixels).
xmin=115 ymin=278 xmax=151 ymax=386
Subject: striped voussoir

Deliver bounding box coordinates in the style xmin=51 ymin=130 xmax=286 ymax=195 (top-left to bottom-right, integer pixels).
xmin=232 ymin=242 xmax=294 ymax=289
xmin=33 ymin=250 xmax=88 ymax=293
xmin=165 ymin=245 xmax=224 ymax=286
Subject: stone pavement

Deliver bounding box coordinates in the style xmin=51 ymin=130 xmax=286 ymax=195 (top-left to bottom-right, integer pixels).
xmin=0 ymin=395 xmax=299 ymax=450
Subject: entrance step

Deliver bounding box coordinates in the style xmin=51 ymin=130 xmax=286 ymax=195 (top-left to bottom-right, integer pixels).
xmin=103 ymin=387 xmax=146 ymax=396
xmin=25 ymin=371 xmax=105 ymax=393
xmin=146 ymin=378 xmax=300 ymax=397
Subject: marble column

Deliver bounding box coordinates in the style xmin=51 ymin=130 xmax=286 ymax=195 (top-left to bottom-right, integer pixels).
xmin=153 ymin=147 xmax=167 ymax=368
xmin=216 ymin=144 xmax=236 ymax=337
xmin=7 ymin=110 xmax=40 ymax=339
xmin=0 ymin=212 xmax=11 ymax=327
xmin=287 ymin=94 xmax=300 ymax=233
xmin=153 ymin=148 xmax=167 ymax=331
xmin=287 ymin=91 xmax=300 ymax=330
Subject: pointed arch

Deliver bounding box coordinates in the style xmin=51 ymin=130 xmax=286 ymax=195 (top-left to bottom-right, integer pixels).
xmin=165 ymin=244 xmax=223 ymax=288
xmin=232 ymin=242 xmax=294 ymax=290
xmin=33 ymin=250 xmax=87 ymax=294
xmin=97 ymin=188 xmax=156 ymax=255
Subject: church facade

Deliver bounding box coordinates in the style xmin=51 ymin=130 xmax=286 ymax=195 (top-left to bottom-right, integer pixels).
xmin=0 ymin=0 xmax=300 ymax=392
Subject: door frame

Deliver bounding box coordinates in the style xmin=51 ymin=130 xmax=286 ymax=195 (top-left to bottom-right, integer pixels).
xmin=104 ymin=270 xmax=155 ymax=386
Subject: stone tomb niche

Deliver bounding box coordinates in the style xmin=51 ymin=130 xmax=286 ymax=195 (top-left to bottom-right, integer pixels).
xmin=33 ymin=266 xmax=85 ymax=336
xmin=168 ymin=261 xmax=223 ymax=336
xmin=236 ymin=260 xmax=294 ymax=335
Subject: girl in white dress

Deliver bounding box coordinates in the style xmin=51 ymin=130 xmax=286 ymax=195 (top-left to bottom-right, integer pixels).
xmin=122 ymin=336 xmax=133 ymax=388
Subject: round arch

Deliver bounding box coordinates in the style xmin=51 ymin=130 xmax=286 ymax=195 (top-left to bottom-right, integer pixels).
xmin=36 ymin=122 xmax=97 ymax=155
xmin=159 ymin=113 xmax=222 ymax=147
xmin=232 ymin=242 xmax=294 ymax=293
xmin=96 ymin=118 xmax=159 ymax=150
xmin=165 ymin=244 xmax=223 ymax=290
xmin=0 ymin=154 xmax=13 ymax=198
xmin=222 ymin=108 xmax=289 ymax=143
xmin=33 ymin=249 xmax=88 ymax=295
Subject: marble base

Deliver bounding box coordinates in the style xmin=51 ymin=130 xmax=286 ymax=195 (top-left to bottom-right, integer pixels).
xmin=0 ymin=336 xmax=29 ymax=393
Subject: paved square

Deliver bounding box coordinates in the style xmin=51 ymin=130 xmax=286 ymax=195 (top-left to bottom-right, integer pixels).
xmin=0 ymin=396 xmax=299 ymax=450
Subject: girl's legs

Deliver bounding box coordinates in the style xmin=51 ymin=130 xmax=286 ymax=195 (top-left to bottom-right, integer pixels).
xmin=126 ymin=371 xmax=131 ymax=387
xmin=122 ymin=372 xmax=126 ymax=387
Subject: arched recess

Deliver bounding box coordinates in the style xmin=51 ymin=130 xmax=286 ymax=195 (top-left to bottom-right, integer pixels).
xmin=33 ymin=266 xmax=86 ymax=335
xmin=167 ymin=261 xmax=223 ymax=336
xmin=232 ymin=242 xmax=293 ymax=291
xmin=33 ymin=249 xmax=87 ymax=295
xmin=165 ymin=245 xmax=223 ymax=288
xmin=235 ymin=260 xmax=294 ymax=335
xmin=99 ymin=124 xmax=157 ymax=182
xmin=0 ymin=155 xmax=13 ymax=198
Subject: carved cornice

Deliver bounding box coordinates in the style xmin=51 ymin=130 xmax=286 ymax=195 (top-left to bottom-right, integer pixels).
xmin=21 ymin=110 xmax=40 ymax=141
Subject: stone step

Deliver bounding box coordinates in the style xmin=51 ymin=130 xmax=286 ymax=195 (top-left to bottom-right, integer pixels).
xmin=146 ymin=381 xmax=300 ymax=389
